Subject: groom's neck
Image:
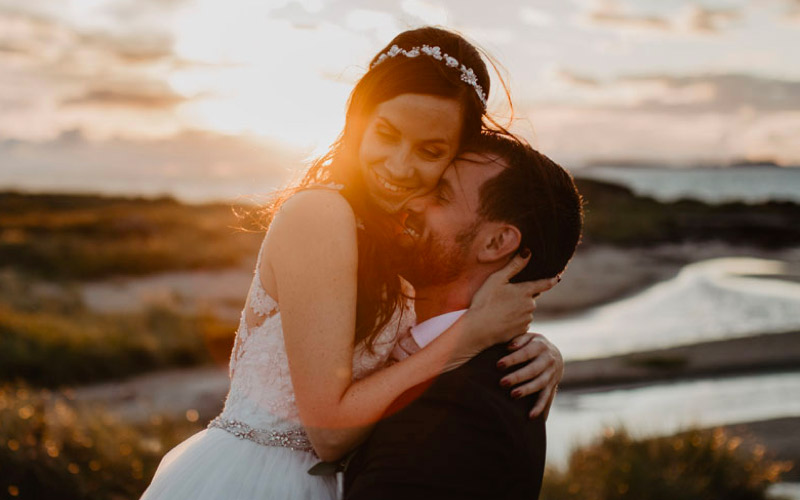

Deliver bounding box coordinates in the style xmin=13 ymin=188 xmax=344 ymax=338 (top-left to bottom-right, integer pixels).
xmin=413 ymin=274 xmax=478 ymax=324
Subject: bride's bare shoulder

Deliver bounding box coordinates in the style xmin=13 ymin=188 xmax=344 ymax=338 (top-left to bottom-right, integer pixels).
xmin=275 ymin=188 xmax=355 ymax=225
xmin=267 ymin=189 xmax=357 ymax=248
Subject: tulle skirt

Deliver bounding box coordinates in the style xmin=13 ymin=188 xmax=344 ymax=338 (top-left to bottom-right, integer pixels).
xmin=140 ymin=428 xmax=337 ymax=500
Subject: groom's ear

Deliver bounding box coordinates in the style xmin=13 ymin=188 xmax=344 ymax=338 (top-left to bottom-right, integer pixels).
xmin=476 ymin=222 xmax=521 ymax=264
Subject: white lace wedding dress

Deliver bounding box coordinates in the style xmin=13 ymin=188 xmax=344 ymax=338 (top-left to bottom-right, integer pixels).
xmin=140 ymin=240 xmax=414 ymax=499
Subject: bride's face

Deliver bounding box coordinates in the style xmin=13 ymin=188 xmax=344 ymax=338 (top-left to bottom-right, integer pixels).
xmin=358 ymin=93 xmax=463 ymax=214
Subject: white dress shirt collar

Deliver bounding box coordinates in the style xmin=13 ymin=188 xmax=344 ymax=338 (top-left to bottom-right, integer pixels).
xmin=410 ymin=309 xmax=468 ymax=349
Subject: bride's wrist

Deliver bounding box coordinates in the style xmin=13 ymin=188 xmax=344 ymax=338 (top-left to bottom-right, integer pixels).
xmin=459 ymin=310 xmax=492 ymax=353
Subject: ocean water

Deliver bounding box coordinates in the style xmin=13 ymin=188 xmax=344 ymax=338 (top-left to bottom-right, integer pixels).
xmin=547 ymin=371 xmax=800 ymax=466
xmin=542 ymin=255 xmax=800 ymax=485
xmin=575 ymin=166 xmax=800 ymax=204
xmin=537 ymin=257 xmax=800 ymax=360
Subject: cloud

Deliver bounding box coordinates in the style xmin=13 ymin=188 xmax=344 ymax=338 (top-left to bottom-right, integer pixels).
xmin=521 ymin=105 xmax=800 ymax=166
xmin=525 ymin=69 xmax=800 ymax=165
xmin=77 ymin=30 xmax=176 ymax=64
xmin=269 ymin=2 xmax=323 ymax=29
xmin=584 ymin=0 xmax=671 ymax=33
xmin=400 ymin=0 xmax=449 ymax=25
xmin=520 ymin=7 xmax=555 ymax=27
xmin=62 ymin=84 xmax=189 ymax=109
xmin=680 ymin=5 xmax=740 ymax=34
xmin=0 ymin=128 xmax=307 ymax=202
xmin=554 ymin=68 xmax=600 ymax=87
xmin=583 ymin=0 xmax=741 ymax=35
xmin=624 ymin=74 xmax=800 ymax=113
xmin=785 ymin=0 xmax=800 ymax=24
xmin=550 ymin=70 xmax=800 ymax=114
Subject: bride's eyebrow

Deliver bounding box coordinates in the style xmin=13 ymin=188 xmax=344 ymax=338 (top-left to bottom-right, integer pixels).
xmin=376 ymin=117 xmax=452 ymax=146
xmin=376 ymin=117 xmax=399 ymax=132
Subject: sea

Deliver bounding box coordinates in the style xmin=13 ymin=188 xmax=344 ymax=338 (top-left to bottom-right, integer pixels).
xmin=575 ymin=165 xmax=800 ymax=204
xmin=538 ymin=255 xmax=800 ymax=495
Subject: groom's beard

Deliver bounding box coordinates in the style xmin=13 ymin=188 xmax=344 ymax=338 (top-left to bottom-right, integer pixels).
xmin=398 ymin=224 xmax=477 ymax=289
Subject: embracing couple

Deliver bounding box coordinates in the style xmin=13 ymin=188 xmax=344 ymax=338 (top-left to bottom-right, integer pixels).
xmin=141 ymin=26 xmax=583 ymax=500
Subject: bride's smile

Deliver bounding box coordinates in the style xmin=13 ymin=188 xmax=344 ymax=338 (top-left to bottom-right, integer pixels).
xmin=358 ymin=93 xmax=462 ymax=213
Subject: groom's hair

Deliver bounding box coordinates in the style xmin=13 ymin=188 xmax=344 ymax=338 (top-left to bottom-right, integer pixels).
xmin=470 ymin=132 xmax=584 ymax=283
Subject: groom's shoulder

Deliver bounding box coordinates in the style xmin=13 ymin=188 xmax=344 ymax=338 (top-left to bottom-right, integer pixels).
xmin=440 ymin=344 xmax=517 ymax=390
xmin=416 ymin=343 xmax=535 ymax=416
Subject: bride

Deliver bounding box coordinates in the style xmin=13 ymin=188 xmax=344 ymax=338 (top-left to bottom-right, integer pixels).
xmin=141 ymin=27 xmax=563 ymax=499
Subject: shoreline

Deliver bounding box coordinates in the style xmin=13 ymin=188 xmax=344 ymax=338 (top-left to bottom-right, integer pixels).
xmin=560 ymin=330 xmax=800 ymax=390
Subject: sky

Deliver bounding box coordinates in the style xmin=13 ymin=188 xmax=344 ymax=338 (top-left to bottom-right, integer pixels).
xmin=1 ymin=0 xmax=799 ymax=200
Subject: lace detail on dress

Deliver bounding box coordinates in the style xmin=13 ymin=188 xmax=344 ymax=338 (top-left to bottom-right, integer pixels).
xmin=215 ymin=238 xmax=415 ymax=454
xmin=251 ymin=257 xmax=278 ymax=318
xmin=230 ymin=249 xmax=278 ymax=372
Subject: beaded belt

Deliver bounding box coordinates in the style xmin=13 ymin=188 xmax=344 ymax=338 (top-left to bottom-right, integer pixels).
xmin=208 ymin=416 xmax=315 ymax=454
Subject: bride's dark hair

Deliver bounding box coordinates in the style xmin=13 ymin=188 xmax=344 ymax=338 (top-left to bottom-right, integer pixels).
xmin=269 ymin=27 xmax=513 ymax=349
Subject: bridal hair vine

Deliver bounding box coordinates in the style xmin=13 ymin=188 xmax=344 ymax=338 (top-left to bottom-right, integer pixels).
xmin=370 ymin=44 xmax=488 ymax=108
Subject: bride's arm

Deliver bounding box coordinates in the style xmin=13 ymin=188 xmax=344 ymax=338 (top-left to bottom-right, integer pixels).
xmin=268 ymin=191 xmax=551 ymax=461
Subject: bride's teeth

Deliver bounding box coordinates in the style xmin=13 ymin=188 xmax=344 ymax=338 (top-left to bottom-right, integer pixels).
xmin=375 ymin=171 xmax=411 ymax=193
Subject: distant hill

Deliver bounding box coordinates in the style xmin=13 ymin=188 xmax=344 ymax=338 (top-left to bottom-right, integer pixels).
xmin=574 ymin=178 xmax=800 ymax=247
xmin=1 ymin=187 xmax=798 ymax=280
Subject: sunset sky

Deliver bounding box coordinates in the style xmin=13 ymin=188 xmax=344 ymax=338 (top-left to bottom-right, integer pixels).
xmin=1 ymin=0 xmax=799 ymax=199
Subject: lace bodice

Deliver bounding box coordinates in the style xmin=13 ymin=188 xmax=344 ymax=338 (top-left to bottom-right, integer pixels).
xmin=214 ymin=236 xmax=414 ymax=451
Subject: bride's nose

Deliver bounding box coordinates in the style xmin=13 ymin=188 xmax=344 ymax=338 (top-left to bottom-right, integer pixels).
xmin=384 ymin=145 xmax=414 ymax=181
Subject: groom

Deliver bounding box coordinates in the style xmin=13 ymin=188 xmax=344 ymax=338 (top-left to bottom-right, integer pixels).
xmin=343 ymin=133 xmax=583 ymax=499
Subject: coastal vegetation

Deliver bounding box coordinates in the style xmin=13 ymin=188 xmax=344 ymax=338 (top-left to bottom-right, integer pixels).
xmin=0 ymin=384 xmax=791 ymax=500
xmin=0 ymin=383 xmax=203 ymax=500
xmin=542 ymin=427 xmax=793 ymax=500
xmin=0 ymin=191 xmax=262 ymax=280
xmin=1 ymin=186 xmax=798 ymax=282
xmin=575 ymin=179 xmax=800 ymax=248
xmin=0 ymin=187 xmax=797 ymax=498
xmin=0 ymin=271 xmax=234 ymax=387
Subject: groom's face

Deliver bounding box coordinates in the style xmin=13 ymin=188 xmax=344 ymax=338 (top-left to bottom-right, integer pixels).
xmin=398 ymin=152 xmax=507 ymax=287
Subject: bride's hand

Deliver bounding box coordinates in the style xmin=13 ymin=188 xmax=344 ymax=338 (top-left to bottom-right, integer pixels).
xmin=497 ymin=332 xmax=563 ymax=419
xmin=461 ymin=251 xmax=559 ymax=353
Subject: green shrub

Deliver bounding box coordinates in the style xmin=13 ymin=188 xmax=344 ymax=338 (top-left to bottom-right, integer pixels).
xmin=0 ymin=383 xmax=204 ymax=500
xmin=542 ymin=428 xmax=793 ymax=500
xmin=0 ymin=192 xmax=262 ymax=280
xmin=0 ymin=304 xmax=226 ymax=387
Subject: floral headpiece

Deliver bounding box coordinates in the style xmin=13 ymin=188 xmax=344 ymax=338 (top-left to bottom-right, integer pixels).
xmin=370 ymin=44 xmax=488 ymax=109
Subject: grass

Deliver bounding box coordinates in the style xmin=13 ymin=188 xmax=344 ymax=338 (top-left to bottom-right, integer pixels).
xmin=1 ymin=385 xmax=793 ymax=500
xmin=0 ymin=303 xmax=229 ymax=387
xmin=0 ymin=271 xmax=235 ymax=388
xmin=2 ymin=189 xmax=799 ymax=282
xmin=0 ymin=383 xmax=204 ymax=500
xmin=0 ymin=191 xmax=262 ymax=280
xmin=542 ymin=427 xmax=794 ymax=500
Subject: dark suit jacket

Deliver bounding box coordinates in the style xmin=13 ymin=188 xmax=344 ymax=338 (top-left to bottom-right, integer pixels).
xmin=344 ymin=344 xmax=546 ymax=500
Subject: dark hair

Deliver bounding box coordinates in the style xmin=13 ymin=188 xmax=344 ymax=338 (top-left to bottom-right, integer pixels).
xmin=266 ymin=27 xmax=510 ymax=349
xmin=472 ymin=133 xmax=584 ymax=283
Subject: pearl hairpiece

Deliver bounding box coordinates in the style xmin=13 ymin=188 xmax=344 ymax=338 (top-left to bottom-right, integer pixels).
xmin=370 ymin=44 xmax=488 ymax=108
